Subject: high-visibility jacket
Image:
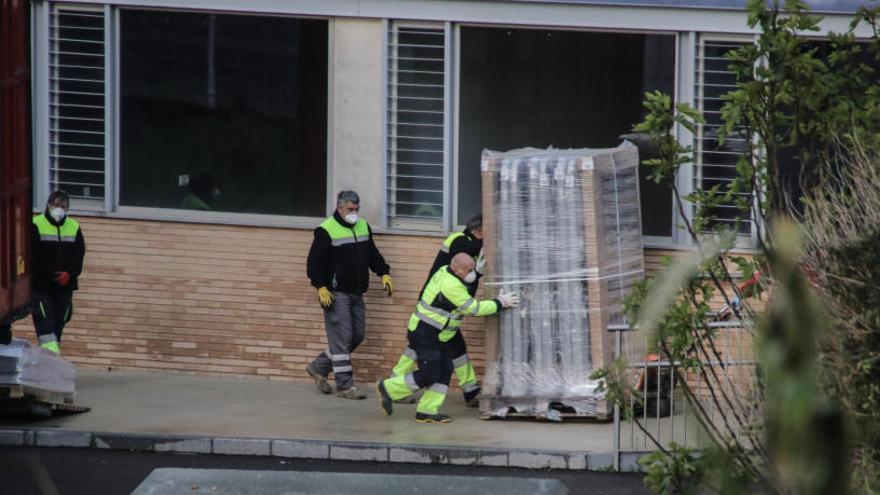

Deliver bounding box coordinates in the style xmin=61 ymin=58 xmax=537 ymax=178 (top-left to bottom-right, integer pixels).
xmin=409 ymin=265 xmax=500 ymax=342
xmin=31 ymin=212 xmax=85 ymax=293
xmin=307 ymin=211 xmax=390 ymax=294
xmin=421 ymin=229 xmax=482 ymax=297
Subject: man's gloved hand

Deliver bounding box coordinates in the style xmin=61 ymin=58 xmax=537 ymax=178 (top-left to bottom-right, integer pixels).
xmin=475 ymin=250 xmax=486 ymax=275
xmin=382 ymin=275 xmax=394 ymax=296
xmin=54 ymin=271 xmax=71 ymax=286
xmin=317 ymin=287 xmax=334 ymax=309
xmin=497 ymin=290 xmax=520 ymax=308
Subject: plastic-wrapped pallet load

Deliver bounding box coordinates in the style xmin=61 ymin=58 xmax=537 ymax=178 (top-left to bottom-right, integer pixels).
xmin=0 ymin=338 xmax=77 ymax=396
xmin=479 ymin=143 xmax=644 ymax=420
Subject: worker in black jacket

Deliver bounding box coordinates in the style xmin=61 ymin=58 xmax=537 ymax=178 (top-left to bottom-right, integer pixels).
xmin=306 ymin=190 xmax=393 ymax=400
xmin=30 ymin=191 xmax=85 ymax=354
xmin=390 ymin=213 xmax=486 ymax=407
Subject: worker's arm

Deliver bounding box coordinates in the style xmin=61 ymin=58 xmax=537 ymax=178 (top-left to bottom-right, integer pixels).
xmin=366 ymin=225 xmax=390 ymax=277
xmin=69 ymin=228 xmax=85 ymax=278
xmin=443 ymin=277 xmax=500 ymax=317
xmin=306 ymin=227 xmax=331 ymax=289
xmin=30 ymin=223 xmax=54 ymax=279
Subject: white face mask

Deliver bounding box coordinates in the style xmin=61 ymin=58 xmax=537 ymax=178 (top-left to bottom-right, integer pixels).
xmin=49 ymin=207 xmax=67 ymax=222
xmin=463 ymin=271 xmax=477 ymax=283
xmin=344 ymin=213 xmax=359 ymax=224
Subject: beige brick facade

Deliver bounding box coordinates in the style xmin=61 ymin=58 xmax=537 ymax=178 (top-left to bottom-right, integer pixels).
xmin=13 ymin=216 xmax=676 ymax=387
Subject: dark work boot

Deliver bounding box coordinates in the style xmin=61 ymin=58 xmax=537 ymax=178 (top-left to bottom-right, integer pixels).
xmin=464 ymin=387 xmax=481 ymax=408
xmin=376 ymin=381 xmax=393 ymax=416
xmin=414 ymin=412 xmax=451 ymax=424
xmin=336 ymin=386 xmax=367 ymax=400
xmin=306 ymin=364 xmax=332 ymax=394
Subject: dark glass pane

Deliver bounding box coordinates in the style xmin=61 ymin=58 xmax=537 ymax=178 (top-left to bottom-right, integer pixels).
xmin=457 ymin=28 xmax=676 ymax=236
xmin=119 ymin=11 xmax=327 ymax=216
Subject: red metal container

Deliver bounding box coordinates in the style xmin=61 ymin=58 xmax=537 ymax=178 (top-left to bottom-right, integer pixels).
xmin=1 ymin=0 xmax=32 ymax=324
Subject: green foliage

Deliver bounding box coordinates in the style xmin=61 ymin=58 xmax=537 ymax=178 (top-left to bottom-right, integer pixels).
xmin=590 ymin=1 xmax=880 ymax=493
xmin=760 ymin=221 xmax=849 ymax=495
xmin=640 ymin=443 xmax=709 ymax=495
xmin=801 ymin=146 xmax=880 ymax=492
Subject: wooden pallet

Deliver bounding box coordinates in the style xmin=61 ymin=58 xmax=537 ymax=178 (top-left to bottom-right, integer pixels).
xmin=0 ymin=384 xmax=90 ymax=417
xmin=479 ymin=395 xmax=611 ymax=422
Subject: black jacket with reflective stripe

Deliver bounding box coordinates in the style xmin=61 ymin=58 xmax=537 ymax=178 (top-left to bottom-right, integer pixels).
xmin=421 ymin=229 xmax=482 ymax=297
xmin=306 ymin=211 xmax=390 ymax=294
xmin=31 ymin=211 xmax=86 ymax=293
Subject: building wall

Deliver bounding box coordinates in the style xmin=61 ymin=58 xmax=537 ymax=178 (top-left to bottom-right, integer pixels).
xmin=329 ymin=18 xmax=385 ymax=221
xmin=13 ymin=216 xmax=677 ymax=386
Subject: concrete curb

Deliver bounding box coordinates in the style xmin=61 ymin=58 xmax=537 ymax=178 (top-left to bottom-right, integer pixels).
xmin=0 ymin=427 xmax=619 ymax=471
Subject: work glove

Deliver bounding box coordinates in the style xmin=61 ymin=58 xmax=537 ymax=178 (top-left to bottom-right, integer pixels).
xmin=317 ymin=287 xmax=334 ymax=309
xmin=497 ymin=290 xmax=520 ymax=309
xmin=54 ymin=271 xmax=71 ymax=286
xmin=475 ymin=250 xmax=486 ymax=275
xmin=382 ymin=275 xmax=394 ymax=296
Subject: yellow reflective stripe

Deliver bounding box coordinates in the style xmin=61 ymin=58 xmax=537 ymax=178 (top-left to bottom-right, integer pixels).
xmin=330 ymin=237 xmax=369 ymax=247
xmin=39 ymin=302 xmax=46 ymax=319
xmin=33 ymin=214 xmax=79 ymax=236
xmin=319 ymin=217 xmax=370 ymax=241
xmin=416 ymin=387 xmax=448 ymax=415
xmin=414 ymin=311 xmax=445 ymax=330
xmin=419 ymin=300 xmax=453 ymax=319
xmin=455 ymin=297 xmax=476 ymax=315
xmin=452 ymin=354 xmax=469 ymax=369
xmin=404 ymin=373 xmax=420 ymax=392
xmin=391 ymin=351 xmax=417 ymax=377
xmin=384 ymin=375 xmax=414 ymax=400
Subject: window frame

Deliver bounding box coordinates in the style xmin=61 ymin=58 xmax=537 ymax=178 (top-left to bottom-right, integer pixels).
xmin=452 ymin=22 xmax=682 ymax=243
xmin=382 ymin=19 xmax=452 ymax=233
xmin=691 ymin=33 xmax=760 ymax=249
xmin=34 ymin=2 xmax=334 ymax=229
xmin=33 ymin=2 xmax=110 ymax=212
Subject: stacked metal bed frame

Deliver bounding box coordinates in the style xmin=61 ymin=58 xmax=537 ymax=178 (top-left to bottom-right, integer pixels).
xmin=479 ymin=144 xmax=644 ymax=421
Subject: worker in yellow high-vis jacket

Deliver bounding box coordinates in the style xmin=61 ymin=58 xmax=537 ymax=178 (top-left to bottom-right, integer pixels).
xmin=377 ymin=253 xmax=518 ymax=423
xmin=30 ymin=191 xmax=85 ymax=354
xmin=389 ymin=213 xmax=485 ymax=406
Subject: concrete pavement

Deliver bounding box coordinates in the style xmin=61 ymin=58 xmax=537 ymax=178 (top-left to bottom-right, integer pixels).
xmin=0 ymin=369 xmax=621 ymax=470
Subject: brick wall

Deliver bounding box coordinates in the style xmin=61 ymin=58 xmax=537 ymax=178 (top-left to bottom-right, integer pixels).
xmin=12 ymin=217 xmax=679 ymax=386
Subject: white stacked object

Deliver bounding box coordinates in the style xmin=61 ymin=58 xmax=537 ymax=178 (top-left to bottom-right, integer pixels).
xmin=479 ymin=143 xmax=644 ymax=419
xmin=0 ymin=338 xmax=77 ymax=396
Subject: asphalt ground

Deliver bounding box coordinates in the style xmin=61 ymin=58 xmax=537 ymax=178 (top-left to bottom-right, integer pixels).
xmin=0 ymin=447 xmax=651 ymax=495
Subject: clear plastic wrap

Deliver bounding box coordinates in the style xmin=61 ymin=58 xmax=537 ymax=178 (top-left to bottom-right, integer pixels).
xmin=479 ymin=143 xmax=644 ymax=418
xmin=0 ymin=338 xmax=77 ymax=396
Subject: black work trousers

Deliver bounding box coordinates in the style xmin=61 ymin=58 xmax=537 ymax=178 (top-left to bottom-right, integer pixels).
xmin=408 ymin=323 xmax=454 ymax=390
xmin=30 ymin=289 xmax=73 ymax=346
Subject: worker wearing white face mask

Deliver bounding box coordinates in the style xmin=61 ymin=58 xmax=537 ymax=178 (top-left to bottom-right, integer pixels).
xmin=305 ymin=190 xmax=393 ymax=400
xmin=377 ymin=252 xmax=518 ymax=423
xmin=30 ymin=191 xmax=86 ymax=354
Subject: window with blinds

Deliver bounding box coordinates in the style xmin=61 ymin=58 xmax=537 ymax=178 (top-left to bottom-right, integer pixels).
xmin=49 ymin=7 xmax=106 ymax=206
xmin=693 ymin=39 xmax=751 ymax=236
xmin=386 ymin=24 xmax=446 ymax=231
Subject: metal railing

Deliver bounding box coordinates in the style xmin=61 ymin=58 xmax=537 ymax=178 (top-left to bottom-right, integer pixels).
xmin=610 ymin=317 xmax=759 ymax=471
